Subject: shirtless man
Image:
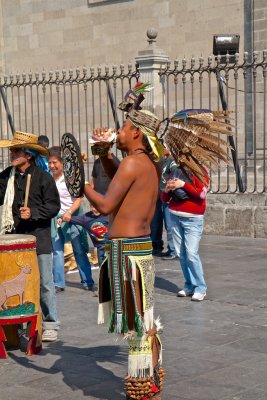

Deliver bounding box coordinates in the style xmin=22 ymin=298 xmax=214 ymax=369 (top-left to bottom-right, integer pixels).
xmin=84 ymin=110 xmax=165 ymax=399
xmin=84 ymin=118 xmax=159 ymax=238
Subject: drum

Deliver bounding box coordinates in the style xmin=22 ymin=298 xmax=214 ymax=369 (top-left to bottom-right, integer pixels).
xmin=0 ymin=234 xmax=42 ymax=349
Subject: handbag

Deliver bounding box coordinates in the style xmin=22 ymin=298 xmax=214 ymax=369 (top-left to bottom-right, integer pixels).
xmin=169 ymin=167 xmax=191 ymax=201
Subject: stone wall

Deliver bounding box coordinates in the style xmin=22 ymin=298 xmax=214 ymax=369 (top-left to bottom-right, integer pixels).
xmin=204 ymin=193 xmax=267 ymax=238
xmin=0 ymin=0 xmax=5 ymax=75
xmin=254 ymin=0 xmax=267 ymax=51
xmin=0 ymin=0 xmax=244 ymax=73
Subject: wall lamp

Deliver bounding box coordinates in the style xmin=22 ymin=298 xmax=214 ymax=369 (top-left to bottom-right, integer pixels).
xmin=213 ymin=34 xmax=240 ymax=63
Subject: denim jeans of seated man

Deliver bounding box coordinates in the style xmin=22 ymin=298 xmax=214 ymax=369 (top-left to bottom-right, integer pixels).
xmin=38 ymin=253 xmax=60 ymax=330
xmin=52 ymin=224 xmax=94 ymax=289
xmin=96 ymin=244 xmax=106 ymax=267
xmin=170 ymin=214 xmax=207 ymax=294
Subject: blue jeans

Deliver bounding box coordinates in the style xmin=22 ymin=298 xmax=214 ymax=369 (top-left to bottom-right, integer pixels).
xmin=52 ymin=224 xmax=94 ymax=289
xmin=162 ymin=202 xmax=176 ymax=256
xmin=170 ymin=214 xmax=207 ymax=294
xmin=38 ymin=253 xmax=60 ymax=330
xmin=96 ymin=244 xmax=106 ymax=266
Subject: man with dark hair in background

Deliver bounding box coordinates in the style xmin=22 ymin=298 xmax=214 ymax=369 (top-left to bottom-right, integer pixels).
xmin=37 ymin=135 xmax=49 ymax=149
xmin=36 ymin=135 xmax=50 ymax=173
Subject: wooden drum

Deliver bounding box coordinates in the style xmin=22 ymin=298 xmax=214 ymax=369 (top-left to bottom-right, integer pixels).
xmin=0 ymin=234 xmax=42 ymax=351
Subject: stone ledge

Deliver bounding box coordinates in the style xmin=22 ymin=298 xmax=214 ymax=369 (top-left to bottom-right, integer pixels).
xmin=207 ymin=193 xmax=267 ymax=206
xmin=204 ymin=193 xmax=267 ymax=238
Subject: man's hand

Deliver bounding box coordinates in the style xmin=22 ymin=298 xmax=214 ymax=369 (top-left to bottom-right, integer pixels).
xmin=62 ymin=213 xmax=71 ymax=222
xmin=91 ymin=142 xmax=112 ymax=157
xmin=20 ymin=207 xmax=31 ymax=220
xmin=91 ymin=127 xmax=115 ymax=156
xmin=167 ymin=178 xmax=185 ymax=191
xmin=92 ymin=127 xmax=115 ymax=142
xmin=81 ymin=152 xmax=87 ymax=164
xmin=164 ymin=182 xmax=171 ymax=193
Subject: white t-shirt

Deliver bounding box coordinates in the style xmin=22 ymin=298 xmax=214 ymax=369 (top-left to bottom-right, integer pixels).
xmin=55 ymin=175 xmax=75 ymax=214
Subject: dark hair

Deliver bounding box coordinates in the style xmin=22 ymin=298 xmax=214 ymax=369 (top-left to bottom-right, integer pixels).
xmin=141 ymin=134 xmax=152 ymax=153
xmin=38 ymin=135 xmax=50 ymax=148
xmin=48 ymin=146 xmax=62 ymax=162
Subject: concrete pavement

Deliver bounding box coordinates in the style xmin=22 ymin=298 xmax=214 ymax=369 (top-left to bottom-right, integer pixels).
xmin=0 ymin=234 xmax=267 ymax=400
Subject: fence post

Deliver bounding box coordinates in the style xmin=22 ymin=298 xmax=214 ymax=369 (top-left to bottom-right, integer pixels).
xmin=135 ymin=28 xmax=169 ymax=118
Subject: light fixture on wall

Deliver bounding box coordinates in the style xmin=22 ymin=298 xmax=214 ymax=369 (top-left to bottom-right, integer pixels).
xmin=212 ymin=33 xmax=244 ymax=192
xmin=213 ymin=34 xmax=240 ymax=63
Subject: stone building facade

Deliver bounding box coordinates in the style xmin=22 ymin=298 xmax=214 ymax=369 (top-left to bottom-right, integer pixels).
xmin=0 ymin=0 xmax=247 ymax=74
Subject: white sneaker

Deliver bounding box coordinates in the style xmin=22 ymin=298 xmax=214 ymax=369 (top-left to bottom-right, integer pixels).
xmin=177 ymin=289 xmax=194 ymax=297
xmin=191 ymin=292 xmax=206 ymax=301
xmin=42 ymin=329 xmax=58 ymax=342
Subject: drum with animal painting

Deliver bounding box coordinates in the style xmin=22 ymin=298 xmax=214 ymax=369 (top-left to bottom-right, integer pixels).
xmin=0 ymin=234 xmax=42 ymax=352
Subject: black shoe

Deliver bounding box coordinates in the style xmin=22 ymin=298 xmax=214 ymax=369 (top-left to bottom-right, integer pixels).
xmin=162 ymin=254 xmax=177 ymax=260
xmin=160 ymin=251 xmax=171 ymax=257
xmin=55 ymin=286 xmax=65 ymax=293
xmin=83 ymin=285 xmax=97 ymax=293
xmin=83 ymin=285 xmax=98 ymax=297
xmin=152 ymin=249 xmax=164 ymax=257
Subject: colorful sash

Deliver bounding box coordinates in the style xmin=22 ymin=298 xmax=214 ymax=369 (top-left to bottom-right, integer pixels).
xmin=98 ymin=237 xmax=154 ymax=337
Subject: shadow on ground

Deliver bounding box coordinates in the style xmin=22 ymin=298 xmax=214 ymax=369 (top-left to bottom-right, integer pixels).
xmin=9 ymin=342 xmax=126 ymax=399
xmin=155 ymin=275 xmax=178 ymax=294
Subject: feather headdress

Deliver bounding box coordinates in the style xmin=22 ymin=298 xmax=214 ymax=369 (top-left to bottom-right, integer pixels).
xmin=160 ymin=109 xmax=234 ymax=183
xmin=119 ymin=82 xmax=165 ymax=161
xmin=118 ymin=82 xmax=153 ymax=112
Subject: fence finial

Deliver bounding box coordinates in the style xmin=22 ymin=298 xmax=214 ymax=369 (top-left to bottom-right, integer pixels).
xmin=146 ymin=28 xmax=158 ymax=46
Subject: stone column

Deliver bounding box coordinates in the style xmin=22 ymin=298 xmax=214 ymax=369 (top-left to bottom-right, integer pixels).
xmin=135 ymin=28 xmax=169 ymax=119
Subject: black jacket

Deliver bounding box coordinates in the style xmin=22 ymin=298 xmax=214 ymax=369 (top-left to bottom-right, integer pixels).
xmin=0 ymin=164 xmax=60 ymax=255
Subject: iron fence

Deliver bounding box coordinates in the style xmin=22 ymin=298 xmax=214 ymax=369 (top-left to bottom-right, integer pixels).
xmin=0 ymin=64 xmax=139 ymax=178
xmin=0 ymin=51 xmax=267 ymax=193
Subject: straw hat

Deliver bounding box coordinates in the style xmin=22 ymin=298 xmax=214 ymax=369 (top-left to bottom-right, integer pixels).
xmin=0 ymin=131 xmax=48 ymax=156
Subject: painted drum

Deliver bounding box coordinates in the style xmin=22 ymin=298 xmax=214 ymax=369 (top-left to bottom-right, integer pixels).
xmin=61 ymin=132 xmax=85 ymax=198
xmin=0 ymin=234 xmax=42 ymax=346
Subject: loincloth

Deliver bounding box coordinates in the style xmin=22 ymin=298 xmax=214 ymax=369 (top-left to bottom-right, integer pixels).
xmin=98 ymin=236 xmax=155 ymax=336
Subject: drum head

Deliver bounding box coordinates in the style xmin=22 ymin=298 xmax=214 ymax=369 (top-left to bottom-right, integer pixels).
xmin=61 ymin=133 xmax=85 ymax=198
xmin=0 ymin=234 xmax=36 ymax=245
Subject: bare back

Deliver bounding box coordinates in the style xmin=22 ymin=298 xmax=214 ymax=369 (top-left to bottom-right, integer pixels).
xmin=108 ymin=153 xmax=159 ymax=239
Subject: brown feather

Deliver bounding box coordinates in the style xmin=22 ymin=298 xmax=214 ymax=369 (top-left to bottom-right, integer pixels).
xmin=192 ymin=147 xmax=222 ymax=168
xmin=190 ymin=148 xmax=215 ymax=169
xmin=198 ymin=133 xmax=232 ymax=148
xmin=207 ymin=126 xmax=234 ymax=135
xmin=210 ymin=120 xmax=235 ymax=128
xmin=207 ymin=149 xmax=232 ymax=165
xmin=198 ymin=140 xmax=230 ymax=159
xmin=179 ymin=154 xmax=207 ymax=183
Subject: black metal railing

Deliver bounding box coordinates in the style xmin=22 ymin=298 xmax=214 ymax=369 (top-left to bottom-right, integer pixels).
xmin=0 ymin=64 xmax=139 ymax=178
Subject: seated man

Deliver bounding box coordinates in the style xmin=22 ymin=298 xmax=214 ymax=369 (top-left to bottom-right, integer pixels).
xmin=63 ymin=203 xmax=108 ymax=267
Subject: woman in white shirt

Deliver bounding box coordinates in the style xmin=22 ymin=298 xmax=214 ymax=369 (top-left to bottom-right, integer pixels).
xmin=48 ymin=146 xmax=95 ymax=292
